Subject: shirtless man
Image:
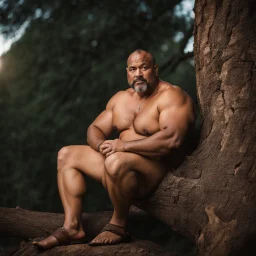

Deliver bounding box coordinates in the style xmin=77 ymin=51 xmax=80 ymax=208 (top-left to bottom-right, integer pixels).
xmin=33 ymin=49 xmax=195 ymax=249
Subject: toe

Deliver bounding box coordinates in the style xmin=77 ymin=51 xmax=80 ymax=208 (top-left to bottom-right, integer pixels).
xmin=89 ymin=239 xmax=98 ymax=245
xmin=104 ymin=238 xmax=110 ymax=244
xmin=33 ymin=236 xmax=59 ymax=249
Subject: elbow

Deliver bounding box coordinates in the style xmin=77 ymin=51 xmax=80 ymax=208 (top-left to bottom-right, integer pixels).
xmin=86 ymin=136 xmax=90 ymax=145
xmin=86 ymin=126 xmax=90 ymax=137
xmin=86 ymin=125 xmax=93 ymax=144
xmin=167 ymin=136 xmax=182 ymax=151
xmin=174 ymin=136 xmax=182 ymax=149
xmin=87 ymin=124 xmax=92 ymax=134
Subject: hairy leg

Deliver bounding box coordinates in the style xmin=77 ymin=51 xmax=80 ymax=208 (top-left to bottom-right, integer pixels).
xmin=34 ymin=145 xmax=106 ymax=249
xmin=90 ymin=152 xmax=167 ymax=245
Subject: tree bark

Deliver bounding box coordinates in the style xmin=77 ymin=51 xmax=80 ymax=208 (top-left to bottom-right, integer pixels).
xmin=135 ymin=0 xmax=256 ymax=255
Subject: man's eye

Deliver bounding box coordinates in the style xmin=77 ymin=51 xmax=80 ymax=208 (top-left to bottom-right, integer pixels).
xmin=142 ymin=66 xmax=147 ymax=70
xmin=130 ymin=68 xmax=135 ymax=72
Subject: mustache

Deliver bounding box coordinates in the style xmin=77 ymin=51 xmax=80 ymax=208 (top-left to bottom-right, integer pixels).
xmin=134 ymin=78 xmax=147 ymax=83
xmin=132 ymin=78 xmax=147 ymax=87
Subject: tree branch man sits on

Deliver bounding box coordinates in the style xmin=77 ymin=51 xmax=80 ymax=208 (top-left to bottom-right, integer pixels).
xmin=33 ymin=49 xmax=195 ymax=249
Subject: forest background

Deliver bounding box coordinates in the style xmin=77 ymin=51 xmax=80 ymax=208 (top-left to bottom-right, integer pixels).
xmin=0 ymin=1 xmax=198 ymax=255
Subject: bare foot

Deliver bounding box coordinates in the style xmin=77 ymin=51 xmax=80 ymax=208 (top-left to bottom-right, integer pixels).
xmin=33 ymin=227 xmax=86 ymax=249
xmin=89 ymin=223 xmax=130 ymax=246
xmin=90 ymin=231 xmax=123 ymax=245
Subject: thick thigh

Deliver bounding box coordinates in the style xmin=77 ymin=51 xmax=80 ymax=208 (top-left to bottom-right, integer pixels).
xmin=63 ymin=145 xmax=106 ymax=183
xmin=105 ymin=152 xmax=167 ymax=199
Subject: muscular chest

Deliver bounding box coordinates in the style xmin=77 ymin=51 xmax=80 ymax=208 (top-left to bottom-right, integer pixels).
xmin=112 ymin=99 xmax=160 ymax=136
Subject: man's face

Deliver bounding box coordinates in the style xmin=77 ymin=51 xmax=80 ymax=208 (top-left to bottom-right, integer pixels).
xmin=126 ymin=52 xmax=158 ymax=93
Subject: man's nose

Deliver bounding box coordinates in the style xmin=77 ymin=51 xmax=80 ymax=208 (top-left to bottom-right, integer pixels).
xmin=135 ymin=68 xmax=142 ymax=77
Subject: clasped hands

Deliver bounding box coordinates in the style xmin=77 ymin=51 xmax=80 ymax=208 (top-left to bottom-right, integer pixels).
xmin=99 ymin=139 xmax=126 ymax=157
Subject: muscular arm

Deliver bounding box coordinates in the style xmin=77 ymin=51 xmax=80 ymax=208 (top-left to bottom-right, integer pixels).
xmin=87 ymin=110 xmax=113 ymax=151
xmin=87 ymin=92 xmax=121 ymax=151
xmin=124 ymin=108 xmax=192 ymax=157
xmin=102 ymin=88 xmax=195 ymax=157
xmin=125 ymin=89 xmax=195 ymax=156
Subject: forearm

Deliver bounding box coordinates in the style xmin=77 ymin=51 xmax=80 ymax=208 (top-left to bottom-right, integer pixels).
xmin=124 ymin=130 xmax=180 ymax=157
xmin=124 ymin=139 xmax=169 ymax=157
xmin=87 ymin=125 xmax=106 ymax=151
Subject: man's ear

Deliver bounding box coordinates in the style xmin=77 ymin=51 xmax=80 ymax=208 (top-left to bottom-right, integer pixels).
xmin=154 ymin=65 xmax=158 ymax=76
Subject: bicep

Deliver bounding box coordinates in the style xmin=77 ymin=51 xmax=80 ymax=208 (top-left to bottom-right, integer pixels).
xmin=159 ymin=103 xmax=194 ymax=142
xmin=90 ymin=91 xmax=126 ymax=137
xmin=91 ymin=109 xmax=113 ymax=138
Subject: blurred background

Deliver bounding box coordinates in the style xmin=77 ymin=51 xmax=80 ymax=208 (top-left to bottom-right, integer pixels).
xmin=0 ymin=0 xmax=197 ymax=255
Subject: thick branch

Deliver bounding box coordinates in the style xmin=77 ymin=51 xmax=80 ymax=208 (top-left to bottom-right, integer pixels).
xmin=0 ymin=207 xmax=176 ymax=256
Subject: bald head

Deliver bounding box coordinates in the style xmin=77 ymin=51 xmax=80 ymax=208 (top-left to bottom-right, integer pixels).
xmin=127 ymin=49 xmax=156 ymax=67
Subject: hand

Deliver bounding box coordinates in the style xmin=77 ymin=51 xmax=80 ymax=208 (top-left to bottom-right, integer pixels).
xmin=100 ymin=139 xmax=125 ymax=157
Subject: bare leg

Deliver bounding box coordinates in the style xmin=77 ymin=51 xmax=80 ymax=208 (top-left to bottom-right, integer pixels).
xmin=107 ymin=173 xmax=134 ymax=227
xmin=58 ymin=166 xmax=86 ymax=235
xmin=90 ymin=152 xmax=167 ymax=245
xmin=33 ymin=146 xmax=106 ymax=249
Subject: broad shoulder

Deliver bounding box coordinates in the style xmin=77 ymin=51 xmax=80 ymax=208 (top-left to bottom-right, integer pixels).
xmin=106 ymin=90 xmax=131 ymax=110
xmin=157 ymin=82 xmax=194 ymax=111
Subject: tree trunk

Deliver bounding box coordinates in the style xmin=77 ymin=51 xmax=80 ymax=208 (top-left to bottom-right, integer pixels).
xmin=136 ymin=0 xmax=256 ymax=255
xmin=1 ymin=1 xmax=255 ymax=256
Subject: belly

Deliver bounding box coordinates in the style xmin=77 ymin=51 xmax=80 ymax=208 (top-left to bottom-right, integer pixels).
xmin=119 ymin=129 xmax=147 ymax=141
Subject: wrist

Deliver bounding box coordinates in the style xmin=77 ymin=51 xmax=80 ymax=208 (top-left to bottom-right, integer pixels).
xmin=98 ymin=142 xmax=103 ymax=152
xmin=123 ymin=141 xmax=128 ymax=152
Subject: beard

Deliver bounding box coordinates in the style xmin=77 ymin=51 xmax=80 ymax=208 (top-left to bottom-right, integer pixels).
xmin=131 ymin=79 xmax=149 ymax=93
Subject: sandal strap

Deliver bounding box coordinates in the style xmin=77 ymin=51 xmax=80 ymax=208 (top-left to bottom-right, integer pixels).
xmin=51 ymin=227 xmax=71 ymax=245
xmin=100 ymin=223 xmax=130 ymax=239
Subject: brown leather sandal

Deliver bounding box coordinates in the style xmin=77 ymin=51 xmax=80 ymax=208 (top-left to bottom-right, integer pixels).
xmin=33 ymin=227 xmax=87 ymax=249
xmin=88 ymin=223 xmax=131 ymax=246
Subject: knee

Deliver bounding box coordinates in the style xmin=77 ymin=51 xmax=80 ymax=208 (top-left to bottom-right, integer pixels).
xmin=57 ymin=146 xmax=73 ymax=171
xmin=104 ymin=152 xmax=126 ymax=181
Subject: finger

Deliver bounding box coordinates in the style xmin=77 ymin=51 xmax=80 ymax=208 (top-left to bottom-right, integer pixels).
xmin=100 ymin=144 xmax=110 ymax=150
xmin=102 ymin=149 xmax=111 ymax=155
xmin=102 ymin=147 xmax=112 ymax=154
xmin=106 ymin=150 xmax=115 ymax=157
xmin=104 ymin=140 xmax=113 ymax=144
xmin=101 ymin=143 xmax=112 ymax=148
